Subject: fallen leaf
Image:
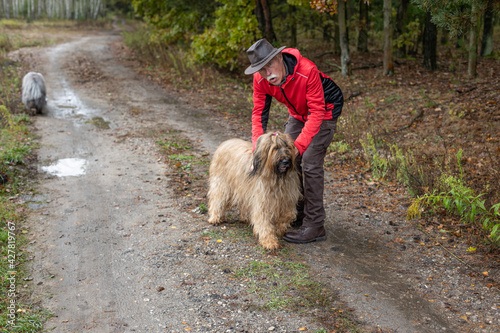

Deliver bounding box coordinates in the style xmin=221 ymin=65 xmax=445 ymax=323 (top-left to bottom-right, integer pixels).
xmin=299 ymin=328 xmax=307 ymax=331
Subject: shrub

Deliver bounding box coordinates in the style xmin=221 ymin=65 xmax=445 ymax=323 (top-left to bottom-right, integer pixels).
xmin=407 ymin=150 xmax=500 ymax=247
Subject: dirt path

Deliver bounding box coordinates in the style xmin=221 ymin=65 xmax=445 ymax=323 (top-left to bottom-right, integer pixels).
xmin=18 ymin=29 xmax=499 ymax=333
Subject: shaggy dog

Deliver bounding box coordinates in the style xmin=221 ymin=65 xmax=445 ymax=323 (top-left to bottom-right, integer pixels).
xmin=22 ymin=72 xmax=46 ymax=115
xmin=208 ymin=131 xmax=301 ymax=250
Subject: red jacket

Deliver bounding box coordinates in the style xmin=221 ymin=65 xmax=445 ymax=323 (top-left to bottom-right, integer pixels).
xmin=251 ymin=48 xmax=343 ymax=155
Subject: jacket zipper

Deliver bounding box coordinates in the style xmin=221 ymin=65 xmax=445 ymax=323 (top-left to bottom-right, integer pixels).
xmin=280 ymin=82 xmax=306 ymax=122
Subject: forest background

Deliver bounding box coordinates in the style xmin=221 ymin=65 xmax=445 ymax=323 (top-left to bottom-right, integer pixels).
xmin=128 ymin=0 xmax=500 ymax=249
xmin=0 ymin=0 xmax=499 ymax=330
xmin=1 ymin=0 xmax=500 ymax=278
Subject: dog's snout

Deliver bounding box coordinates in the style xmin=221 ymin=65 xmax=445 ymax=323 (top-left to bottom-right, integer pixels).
xmin=277 ymin=159 xmax=292 ymax=173
xmin=280 ymin=159 xmax=291 ymax=167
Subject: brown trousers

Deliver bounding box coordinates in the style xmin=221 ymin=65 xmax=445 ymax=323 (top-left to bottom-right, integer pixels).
xmin=285 ymin=116 xmax=337 ymax=227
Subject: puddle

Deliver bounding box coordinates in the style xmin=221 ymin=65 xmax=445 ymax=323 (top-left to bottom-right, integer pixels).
xmin=19 ymin=194 xmax=49 ymax=210
xmin=86 ymin=116 xmax=110 ymax=129
xmin=47 ymin=76 xmax=102 ymax=123
xmin=50 ymin=78 xmax=86 ymax=116
xmin=41 ymin=158 xmax=87 ymax=177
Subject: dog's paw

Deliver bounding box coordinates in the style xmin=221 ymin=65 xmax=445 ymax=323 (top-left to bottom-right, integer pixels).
xmin=207 ymin=217 xmax=221 ymax=225
xmin=260 ymin=239 xmax=281 ymax=251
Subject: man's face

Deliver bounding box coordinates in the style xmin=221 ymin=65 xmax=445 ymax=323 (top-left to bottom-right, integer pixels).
xmin=258 ymin=55 xmax=285 ymax=86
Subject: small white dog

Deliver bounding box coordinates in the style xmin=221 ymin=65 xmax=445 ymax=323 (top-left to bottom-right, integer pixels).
xmin=22 ymin=72 xmax=46 ymax=115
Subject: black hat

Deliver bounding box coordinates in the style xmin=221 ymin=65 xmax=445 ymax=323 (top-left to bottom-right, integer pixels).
xmin=244 ymin=39 xmax=286 ymax=75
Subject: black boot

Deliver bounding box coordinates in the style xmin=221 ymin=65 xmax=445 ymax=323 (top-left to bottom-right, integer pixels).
xmin=283 ymin=224 xmax=326 ymax=244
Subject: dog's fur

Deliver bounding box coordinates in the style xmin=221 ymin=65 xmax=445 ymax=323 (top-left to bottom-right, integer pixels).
xmin=208 ymin=131 xmax=301 ymax=250
xmin=22 ymin=72 xmax=46 ymax=115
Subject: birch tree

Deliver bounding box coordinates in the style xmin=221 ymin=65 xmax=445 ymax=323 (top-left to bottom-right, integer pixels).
xmin=0 ymin=0 xmax=105 ymax=20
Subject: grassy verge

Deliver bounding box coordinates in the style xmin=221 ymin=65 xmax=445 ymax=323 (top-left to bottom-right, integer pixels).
xmin=0 ymin=63 xmax=48 ymax=330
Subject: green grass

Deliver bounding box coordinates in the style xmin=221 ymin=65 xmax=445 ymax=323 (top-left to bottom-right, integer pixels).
xmin=232 ymin=258 xmax=361 ymax=331
xmin=168 ymin=154 xmax=195 ymax=161
xmin=201 ymin=222 xmax=254 ymax=242
xmin=156 ymin=137 xmax=192 ymax=151
xmin=0 ymin=119 xmax=47 ymax=330
xmin=0 ymin=56 xmax=49 ymax=332
xmin=0 ymin=109 xmax=34 ymax=165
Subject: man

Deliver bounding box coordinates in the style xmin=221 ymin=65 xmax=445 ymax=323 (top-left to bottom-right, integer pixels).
xmin=245 ymin=38 xmax=343 ymax=244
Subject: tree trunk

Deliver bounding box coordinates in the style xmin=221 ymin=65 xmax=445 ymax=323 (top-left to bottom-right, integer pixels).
xmin=3 ymin=0 xmax=10 ymax=19
xmin=357 ymin=0 xmax=368 ymax=52
xmin=468 ymin=2 xmax=480 ymax=77
xmin=481 ymin=0 xmax=494 ymax=57
xmin=255 ymin=0 xmax=265 ymax=37
xmin=289 ymin=4 xmax=297 ymax=47
xmin=423 ymin=11 xmax=437 ymax=70
xmin=260 ymin=0 xmax=276 ymax=42
xmin=394 ymin=0 xmax=409 ymax=57
xmin=383 ymin=0 xmax=393 ymax=75
xmin=334 ymin=16 xmax=340 ymax=54
xmin=338 ymin=0 xmax=351 ymax=76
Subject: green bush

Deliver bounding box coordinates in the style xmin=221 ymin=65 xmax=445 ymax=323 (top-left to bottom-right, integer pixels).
xmin=191 ymin=0 xmax=258 ymax=70
xmin=407 ymin=150 xmax=500 ymax=247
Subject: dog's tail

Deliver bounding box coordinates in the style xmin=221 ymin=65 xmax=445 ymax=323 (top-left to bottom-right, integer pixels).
xmin=22 ymin=72 xmax=47 ymax=112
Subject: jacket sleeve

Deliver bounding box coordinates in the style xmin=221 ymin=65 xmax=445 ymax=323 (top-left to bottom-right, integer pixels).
xmin=294 ymin=68 xmax=326 ymax=155
xmin=251 ymin=75 xmax=272 ymax=150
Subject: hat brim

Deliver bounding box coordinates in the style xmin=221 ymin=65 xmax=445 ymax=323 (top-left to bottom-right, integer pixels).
xmin=244 ymin=46 xmax=286 ymax=75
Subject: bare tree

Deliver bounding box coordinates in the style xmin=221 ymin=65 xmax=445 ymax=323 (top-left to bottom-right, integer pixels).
xmin=395 ymin=0 xmax=409 ymax=57
xmin=468 ymin=1 xmax=480 ymax=77
xmin=338 ymin=0 xmax=351 ymax=76
xmin=260 ymin=0 xmax=276 ymax=42
xmin=383 ymin=0 xmax=393 ymax=75
xmin=481 ymin=0 xmax=494 ymax=56
xmin=289 ymin=3 xmax=297 ymax=47
xmin=423 ymin=11 xmax=437 ymax=70
xmin=357 ymin=0 xmax=369 ymax=52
